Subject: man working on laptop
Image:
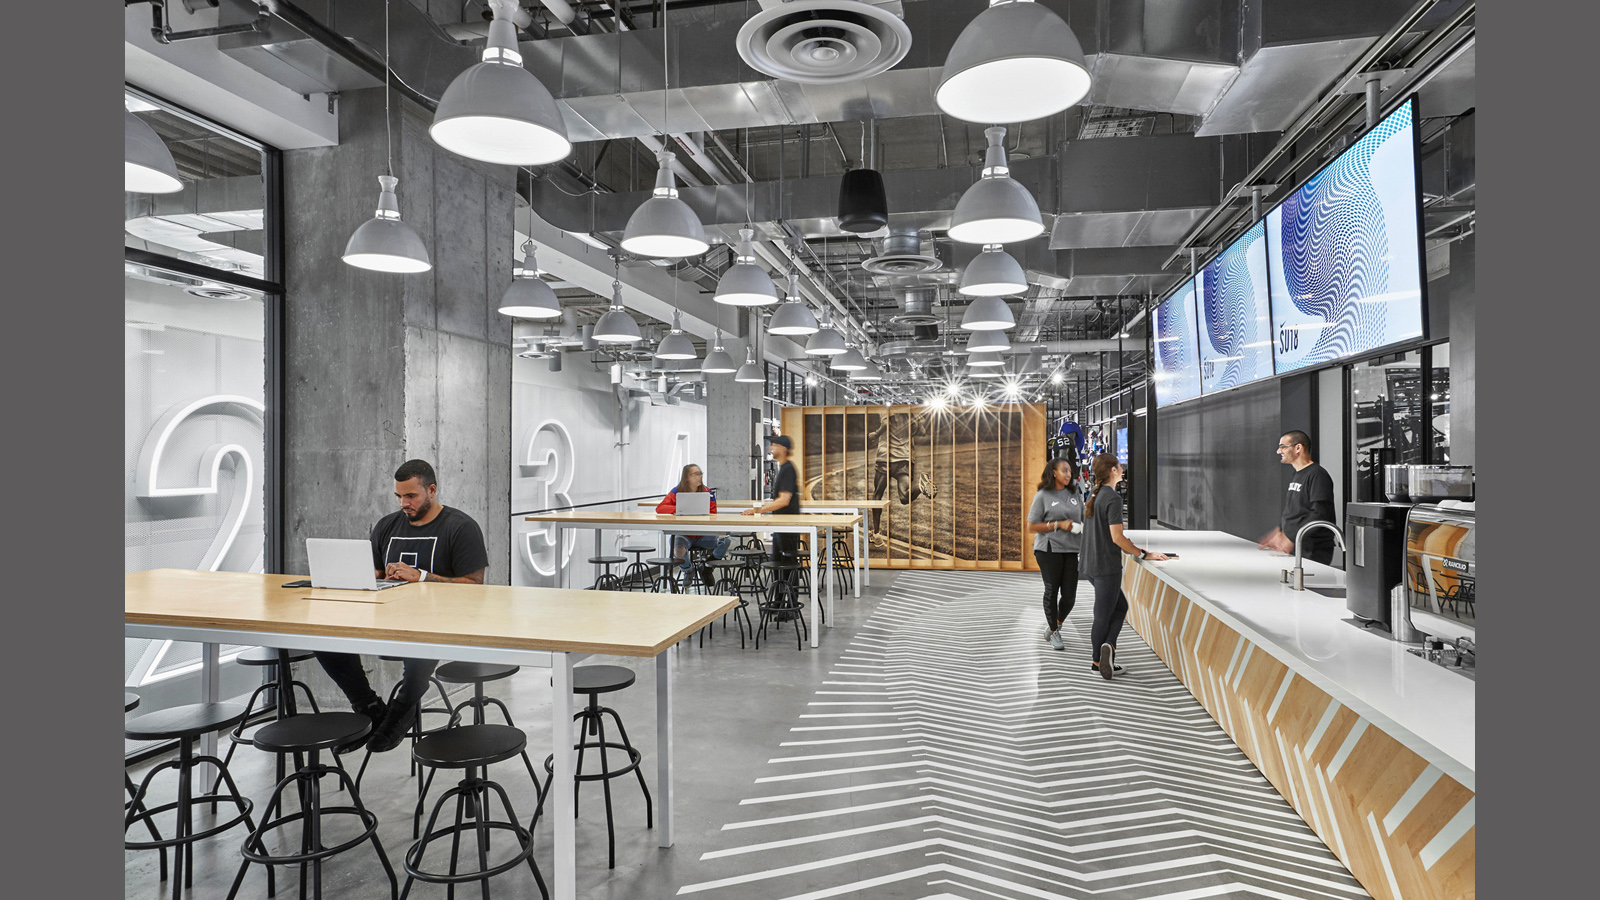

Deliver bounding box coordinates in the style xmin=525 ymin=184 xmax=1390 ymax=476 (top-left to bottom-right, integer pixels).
xmin=316 ymin=459 xmax=488 ymax=753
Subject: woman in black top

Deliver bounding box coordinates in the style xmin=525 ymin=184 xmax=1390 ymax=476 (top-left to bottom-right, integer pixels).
xmin=1027 ymin=458 xmax=1084 ymax=651
xmin=1079 ymin=453 xmax=1169 ymax=680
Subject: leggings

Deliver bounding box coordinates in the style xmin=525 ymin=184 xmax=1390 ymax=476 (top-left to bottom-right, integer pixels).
xmin=315 ymin=652 xmax=437 ymax=711
xmin=1086 ymin=572 xmax=1130 ymax=664
xmin=1033 ymin=550 xmax=1079 ymax=631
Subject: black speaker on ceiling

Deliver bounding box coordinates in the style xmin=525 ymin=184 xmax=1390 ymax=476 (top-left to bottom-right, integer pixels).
xmin=837 ymin=168 xmax=888 ymax=233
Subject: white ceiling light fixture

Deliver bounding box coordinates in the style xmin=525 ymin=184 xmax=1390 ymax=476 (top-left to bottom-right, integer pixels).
xmin=966 ymin=329 xmax=1011 ymax=353
xmin=968 ymin=350 xmax=1005 ymax=367
xmin=430 ymin=0 xmax=571 ymax=165
xmin=344 ymin=1 xmax=430 ymax=274
xmin=832 ymin=344 xmax=869 ymax=371
xmin=622 ymin=1 xmax=709 ymax=259
xmin=655 ymin=308 xmax=698 ymax=360
xmin=701 ymin=329 xmax=737 ymax=373
xmin=961 ymin=294 xmax=1017 ymax=331
xmin=851 ymin=360 xmax=884 ymax=381
xmin=768 ymin=271 xmax=820 ymax=335
xmin=959 ymin=245 xmax=1027 ymax=297
xmin=498 ymin=241 xmax=561 ymax=318
xmin=936 ymin=0 xmax=1091 ymax=125
xmin=948 ymin=127 xmax=1043 ymax=245
xmin=805 ymin=308 xmax=848 ymax=355
xmin=593 ymin=274 xmax=642 ymax=343
xmin=714 ymin=227 xmax=778 ymax=305
xmin=734 ymin=343 xmax=765 ymax=383
xmin=125 ymin=108 xmax=183 ymax=194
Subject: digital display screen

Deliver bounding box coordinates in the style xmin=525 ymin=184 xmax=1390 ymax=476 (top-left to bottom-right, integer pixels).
xmin=1116 ymin=427 xmax=1129 ymax=466
xmin=1200 ymin=220 xmax=1274 ymax=392
xmin=1153 ymin=278 xmax=1202 ymax=407
xmin=1268 ymin=98 xmax=1425 ymax=373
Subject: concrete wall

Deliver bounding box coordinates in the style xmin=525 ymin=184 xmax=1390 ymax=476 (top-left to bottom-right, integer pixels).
xmin=705 ymin=372 xmax=762 ymax=501
xmin=283 ymin=88 xmax=515 ymax=583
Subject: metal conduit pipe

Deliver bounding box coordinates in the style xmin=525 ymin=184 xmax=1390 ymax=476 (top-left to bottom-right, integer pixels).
xmin=536 ymin=0 xmax=577 ymax=26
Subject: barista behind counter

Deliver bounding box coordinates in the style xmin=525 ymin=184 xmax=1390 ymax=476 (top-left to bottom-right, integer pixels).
xmin=1258 ymin=430 xmax=1337 ymax=565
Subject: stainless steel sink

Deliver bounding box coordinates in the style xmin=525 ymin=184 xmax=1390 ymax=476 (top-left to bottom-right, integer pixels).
xmin=1306 ymin=586 xmax=1346 ymax=599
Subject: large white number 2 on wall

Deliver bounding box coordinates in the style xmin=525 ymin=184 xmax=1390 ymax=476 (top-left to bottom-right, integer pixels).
xmin=135 ymin=395 xmax=266 ymax=572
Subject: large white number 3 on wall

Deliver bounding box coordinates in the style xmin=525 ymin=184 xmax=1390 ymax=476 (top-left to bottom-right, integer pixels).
xmin=135 ymin=394 xmax=265 ymax=572
xmin=519 ymin=419 xmax=577 ymax=579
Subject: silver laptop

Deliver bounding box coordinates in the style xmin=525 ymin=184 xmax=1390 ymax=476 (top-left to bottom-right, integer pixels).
xmin=307 ymin=538 xmax=407 ymax=590
xmin=674 ymin=491 xmax=712 ymax=516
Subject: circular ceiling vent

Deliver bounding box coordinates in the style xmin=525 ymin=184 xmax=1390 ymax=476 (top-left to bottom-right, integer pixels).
xmin=737 ymin=1 xmax=913 ymax=84
xmin=864 ymin=252 xmax=943 ymax=276
xmin=184 ymin=286 xmax=252 ymax=302
xmin=887 ymin=288 xmax=943 ymax=326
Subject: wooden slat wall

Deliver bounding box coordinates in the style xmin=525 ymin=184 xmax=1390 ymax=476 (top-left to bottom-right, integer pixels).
xmin=1120 ymin=562 xmax=1475 ymax=900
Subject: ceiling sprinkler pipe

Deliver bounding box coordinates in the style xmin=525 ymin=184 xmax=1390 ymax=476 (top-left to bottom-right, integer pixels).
xmin=534 ymin=0 xmax=576 ymax=27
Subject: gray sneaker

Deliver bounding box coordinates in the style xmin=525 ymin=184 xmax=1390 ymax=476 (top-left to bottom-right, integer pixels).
xmin=1099 ymin=644 xmax=1115 ymax=680
xmin=1048 ymin=630 xmax=1064 ymax=651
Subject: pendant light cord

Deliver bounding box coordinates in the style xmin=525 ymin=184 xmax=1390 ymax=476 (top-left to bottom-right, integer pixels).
xmin=384 ymin=0 xmax=393 ymax=178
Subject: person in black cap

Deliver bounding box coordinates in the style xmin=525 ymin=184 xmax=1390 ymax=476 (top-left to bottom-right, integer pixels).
xmin=742 ymin=434 xmax=802 ymax=573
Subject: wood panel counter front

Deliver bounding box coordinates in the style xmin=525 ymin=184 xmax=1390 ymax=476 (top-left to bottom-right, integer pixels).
xmin=1118 ymin=531 xmax=1473 ymax=900
xmin=125 ymin=569 xmax=737 ymax=658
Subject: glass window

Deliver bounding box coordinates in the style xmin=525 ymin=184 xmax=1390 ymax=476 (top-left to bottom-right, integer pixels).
xmin=125 ymin=91 xmax=268 ymax=280
xmin=1429 ymin=343 xmax=1451 ymax=463
xmin=1350 ymin=350 xmax=1424 ymax=501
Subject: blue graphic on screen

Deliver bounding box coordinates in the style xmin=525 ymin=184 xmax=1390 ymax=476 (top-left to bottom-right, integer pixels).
xmin=1268 ymin=99 xmax=1424 ymax=373
xmin=1153 ymin=278 xmax=1201 ymax=407
xmin=1200 ymin=220 xmax=1273 ymax=392
xmin=1116 ymin=428 xmax=1129 ymax=466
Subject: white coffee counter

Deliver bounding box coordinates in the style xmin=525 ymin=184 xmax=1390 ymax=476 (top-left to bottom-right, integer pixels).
xmin=1127 ymin=529 xmax=1474 ymax=787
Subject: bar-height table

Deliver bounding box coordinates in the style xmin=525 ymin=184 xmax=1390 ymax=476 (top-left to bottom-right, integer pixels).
xmin=526 ymin=511 xmax=861 ymax=648
xmin=636 ymin=498 xmax=889 ymax=593
xmin=124 ymin=569 xmax=736 ymax=900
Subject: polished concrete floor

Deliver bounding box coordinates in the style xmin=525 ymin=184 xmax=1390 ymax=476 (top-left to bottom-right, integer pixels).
xmin=125 ymin=569 xmax=1369 ymax=899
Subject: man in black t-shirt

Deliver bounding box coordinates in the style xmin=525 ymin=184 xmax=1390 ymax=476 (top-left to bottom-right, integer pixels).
xmin=742 ymin=435 xmax=801 ymax=575
xmin=1259 ymin=430 xmax=1338 ymax=565
xmin=316 ymin=459 xmax=488 ymax=753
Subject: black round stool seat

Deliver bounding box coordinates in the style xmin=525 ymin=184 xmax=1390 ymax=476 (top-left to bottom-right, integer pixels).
xmin=620 ymin=545 xmax=654 ymax=554
xmin=644 ymin=557 xmax=677 ymax=566
xmin=126 ymin=702 xmax=247 ymax=741
xmin=435 ymin=661 xmax=518 ymax=685
xmin=587 ymin=555 xmax=627 ymax=565
xmin=730 ymin=547 xmax=767 ymax=559
xmin=572 ymin=665 xmax=636 ymax=695
xmin=125 ymin=692 xmax=140 ymax=713
xmin=236 ymin=647 xmax=315 ymax=666
xmin=252 ymin=712 xmax=371 ymax=753
xmin=413 ymin=724 xmax=527 ymax=769
xmin=761 ymin=561 xmax=803 ymax=571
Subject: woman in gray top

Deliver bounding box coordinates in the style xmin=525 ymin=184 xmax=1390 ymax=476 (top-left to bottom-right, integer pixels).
xmin=1027 ymin=457 xmax=1085 ymax=651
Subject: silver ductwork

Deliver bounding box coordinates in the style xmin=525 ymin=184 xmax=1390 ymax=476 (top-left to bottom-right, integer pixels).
xmin=876 ymin=338 xmax=1133 ymax=357
xmin=888 ymin=287 xmax=940 ymax=326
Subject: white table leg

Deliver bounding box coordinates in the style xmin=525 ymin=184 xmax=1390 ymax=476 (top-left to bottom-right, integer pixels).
xmin=825 ymin=526 xmax=836 ymax=627
xmin=551 ymin=653 xmax=577 ymax=900
xmin=199 ymin=642 xmax=220 ymax=758
xmin=809 ymin=527 xmax=820 ymax=648
xmin=853 ymin=518 xmax=862 ymax=597
xmin=655 ymin=651 xmax=675 ymax=848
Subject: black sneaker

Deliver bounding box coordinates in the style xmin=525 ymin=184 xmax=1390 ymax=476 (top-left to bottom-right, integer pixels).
xmin=366 ymin=698 xmax=419 ymax=753
xmin=1098 ymin=644 xmax=1116 ymax=680
xmin=336 ymin=699 xmax=385 ymax=755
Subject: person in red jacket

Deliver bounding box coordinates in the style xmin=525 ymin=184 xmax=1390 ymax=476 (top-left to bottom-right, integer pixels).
xmin=657 ymin=463 xmax=730 ymax=583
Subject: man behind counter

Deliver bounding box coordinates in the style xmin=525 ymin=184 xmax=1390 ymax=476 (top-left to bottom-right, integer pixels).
xmin=1258 ymin=430 xmax=1338 ymax=564
xmin=316 ymin=459 xmax=488 ymax=753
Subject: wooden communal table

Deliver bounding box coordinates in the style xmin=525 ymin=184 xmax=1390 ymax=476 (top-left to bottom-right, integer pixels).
xmin=125 ymin=569 xmax=736 ymax=900
xmin=637 ymin=498 xmax=891 ymax=593
xmin=526 ymin=511 xmax=862 ymax=648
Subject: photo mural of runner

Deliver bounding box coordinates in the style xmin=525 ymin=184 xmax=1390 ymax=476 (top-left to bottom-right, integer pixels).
xmin=782 ymin=403 xmax=1046 ymax=570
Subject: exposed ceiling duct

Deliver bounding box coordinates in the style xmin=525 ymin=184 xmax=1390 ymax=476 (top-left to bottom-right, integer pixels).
xmin=887 ymin=287 xmax=940 ymax=326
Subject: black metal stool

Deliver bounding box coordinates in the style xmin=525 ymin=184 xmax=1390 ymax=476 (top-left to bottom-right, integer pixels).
xmin=755 ymin=565 xmax=810 ymax=651
xmin=427 ymin=662 xmax=543 ymax=839
xmin=644 ymin=556 xmax=679 ymax=591
xmin=587 ymin=555 xmax=626 ymax=591
xmin=124 ymin=691 xmax=168 ymax=883
xmin=699 ymin=560 xmax=752 ymax=648
xmin=225 ymin=712 xmax=398 ymax=900
xmin=619 ymin=545 xmax=655 ymax=590
xmin=125 ymin=702 xmax=260 ymax=900
xmin=542 ymin=665 xmax=653 ymax=869
xmin=215 ymin=648 xmax=320 ymax=792
xmin=404 ymin=725 xmax=548 ymax=900
xmin=828 ymin=532 xmax=855 ymax=594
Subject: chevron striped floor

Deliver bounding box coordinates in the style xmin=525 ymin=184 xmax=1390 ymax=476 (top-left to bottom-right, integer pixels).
xmin=675 ymin=570 xmax=1372 ymax=900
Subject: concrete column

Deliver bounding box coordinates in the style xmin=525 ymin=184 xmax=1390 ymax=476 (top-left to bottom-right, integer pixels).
xmin=705 ymin=366 xmax=762 ymax=501
xmin=283 ymin=88 xmax=515 ymax=584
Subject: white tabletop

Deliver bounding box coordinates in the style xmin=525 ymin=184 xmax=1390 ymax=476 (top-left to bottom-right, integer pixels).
xmin=1128 ymin=530 xmax=1474 ymax=789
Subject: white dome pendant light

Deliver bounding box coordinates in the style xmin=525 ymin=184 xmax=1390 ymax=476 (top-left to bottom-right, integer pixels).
xmin=961 ymin=295 xmax=1018 ymax=331
xmin=936 ymin=0 xmax=1091 ymax=125
xmin=714 ymin=227 xmax=778 ymax=305
xmin=498 ymin=241 xmax=561 ymax=318
xmin=593 ymin=267 xmax=642 ymax=343
xmin=621 ymin=0 xmax=709 ymax=259
xmin=430 ymin=0 xmax=571 ymax=165
xmin=344 ymin=0 xmax=431 ymax=274
xmin=805 ymin=307 xmax=848 ymax=356
xmin=734 ymin=337 xmax=765 ymax=383
xmin=959 ymin=244 xmax=1027 ymax=297
xmin=701 ymin=329 xmax=737 ymax=373
xmin=768 ymin=271 xmax=820 ymax=335
xmin=948 ymin=126 xmax=1043 ymax=245
xmin=966 ymin=328 xmax=1011 ymax=353
xmin=656 ymin=308 xmax=698 ymax=360
xmin=832 ymin=344 xmax=869 ymax=371
xmin=125 ymin=108 xmax=183 ymax=194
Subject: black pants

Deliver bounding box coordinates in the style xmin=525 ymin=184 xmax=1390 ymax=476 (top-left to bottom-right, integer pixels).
xmin=315 ymin=652 xmax=437 ymax=711
xmin=772 ymin=531 xmax=801 ymax=584
xmin=1086 ymin=573 xmax=1129 ymax=664
xmin=1033 ymin=550 xmax=1079 ymax=631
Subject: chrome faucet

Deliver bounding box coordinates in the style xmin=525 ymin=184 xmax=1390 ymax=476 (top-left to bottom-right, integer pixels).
xmin=1282 ymin=520 xmax=1346 ymax=590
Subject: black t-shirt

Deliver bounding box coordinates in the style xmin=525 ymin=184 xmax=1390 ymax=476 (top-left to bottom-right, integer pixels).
xmin=771 ymin=461 xmax=801 ymax=515
xmin=370 ymin=505 xmax=488 ymax=578
xmin=1281 ymin=463 xmax=1337 ymax=557
xmin=1080 ymin=487 xmax=1126 ymax=576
